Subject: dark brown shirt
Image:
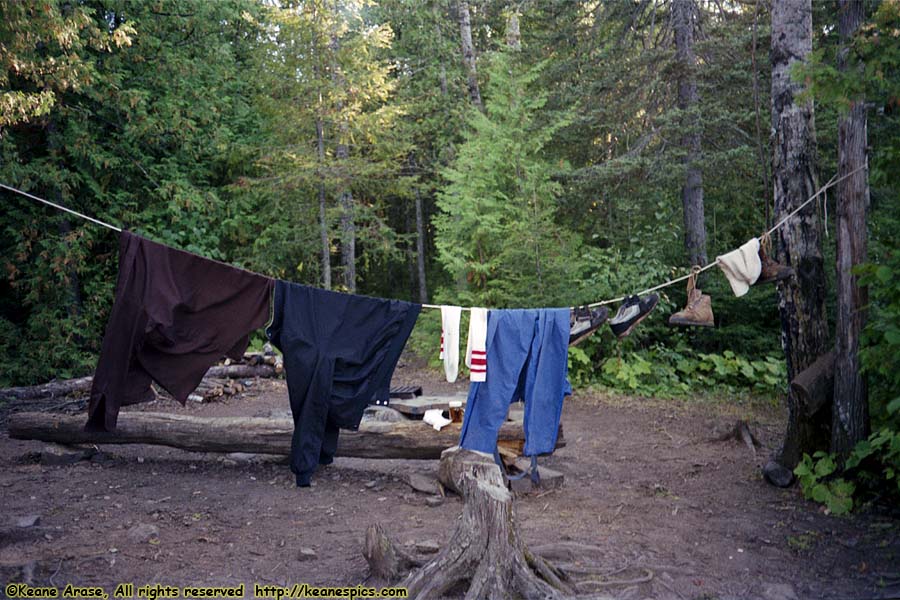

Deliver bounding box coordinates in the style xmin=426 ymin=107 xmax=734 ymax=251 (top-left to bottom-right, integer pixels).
xmin=86 ymin=231 xmax=273 ymax=431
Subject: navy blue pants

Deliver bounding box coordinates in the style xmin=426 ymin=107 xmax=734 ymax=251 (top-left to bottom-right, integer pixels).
xmin=266 ymin=281 xmax=420 ymax=486
xmin=459 ymin=308 xmax=571 ymax=456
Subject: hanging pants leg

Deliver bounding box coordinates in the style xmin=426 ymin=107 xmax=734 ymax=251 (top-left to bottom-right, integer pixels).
xmin=459 ymin=309 xmax=570 ymax=457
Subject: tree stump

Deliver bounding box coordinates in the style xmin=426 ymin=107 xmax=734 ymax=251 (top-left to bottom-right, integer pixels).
xmin=396 ymin=447 xmax=574 ymax=599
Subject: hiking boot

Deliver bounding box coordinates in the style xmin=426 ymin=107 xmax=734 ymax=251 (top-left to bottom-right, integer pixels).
xmin=608 ymin=294 xmax=659 ymax=339
xmin=669 ymin=288 xmax=715 ymax=328
xmin=757 ymin=245 xmax=794 ymax=285
xmin=569 ymin=306 xmax=609 ymax=346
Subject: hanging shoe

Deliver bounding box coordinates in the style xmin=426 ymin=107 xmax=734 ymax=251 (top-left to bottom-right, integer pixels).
xmin=609 ymin=294 xmax=659 ymax=339
xmin=569 ymin=305 xmax=609 ymax=346
xmin=669 ymin=271 xmax=714 ymax=328
xmin=669 ymin=288 xmax=715 ymax=327
xmin=756 ymin=243 xmax=794 ymax=285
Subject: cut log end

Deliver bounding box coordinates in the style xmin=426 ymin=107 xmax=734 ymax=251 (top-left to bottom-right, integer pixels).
xmin=369 ymin=447 xmax=576 ymax=600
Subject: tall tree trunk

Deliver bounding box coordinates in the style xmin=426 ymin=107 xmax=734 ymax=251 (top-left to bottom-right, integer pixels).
xmin=330 ymin=26 xmax=356 ymax=293
xmin=672 ymin=0 xmax=707 ymax=267
xmin=458 ymin=0 xmax=483 ymax=111
xmin=407 ymin=154 xmax=429 ymax=303
xmin=770 ymin=0 xmax=829 ymax=471
xmin=415 ymin=186 xmax=428 ymax=303
xmin=752 ymin=0 xmax=773 ymax=227
xmin=316 ymin=117 xmax=332 ymax=290
xmin=434 ymin=1 xmax=448 ymax=97
xmin=337 ymin=171 xmax=356 ymax=293
xmin=46 ymin=118 xmax=84 ymax=330
xmin=832 ymin=0 xmax=870 ymax=460
xmin=312 ymin=5 xmax=331 ymax=290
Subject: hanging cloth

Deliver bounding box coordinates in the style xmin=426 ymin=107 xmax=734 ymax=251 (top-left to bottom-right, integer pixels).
xmin=266 ymin=281 xmax=420 ymax=486
xmin=440 ymin=305 xmax=462 ymax=382
xmin=466 ymin=307 xmax=488 ymax=382
xmin=716 ymin=237 xmax=762 ymax=297
xmin=86 ymin=231 xmax=273 ymax=432
xmin=459 ymin=308 xmax=571 ymax=458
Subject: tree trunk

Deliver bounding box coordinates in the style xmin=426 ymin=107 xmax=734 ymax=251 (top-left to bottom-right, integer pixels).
xmin=458 ymin=0 xmax=483 ymax=111
xmin=770 ymin=0 xmax=829 ymax=471
xmin=396 ymin=447 xmax=574 ymax=599
xmin=329 ymin=27 xmax=356 ymax=293
xmin=7 ymin=412 xmax=557 ymax=460
xmin=415 ymin=187 xmax=429 ymax=303
xmin=434 ymin=1 xmax=448 ymax=97
xmin=408 ymin=154 xmax=429 ymax=303
xmin=832 ymin=0 xmax=870 ymax=460
xmin=317 ymin=117 xmax=332 ymax=291
xmin=672 ymin=0 xmax=707 ymax=267
xmin=751 ymin=0 xmax=773 ymax=227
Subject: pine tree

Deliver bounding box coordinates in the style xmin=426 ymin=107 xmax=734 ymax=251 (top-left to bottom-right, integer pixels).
xmin=434 ymin=47 xmax=580 ymax=307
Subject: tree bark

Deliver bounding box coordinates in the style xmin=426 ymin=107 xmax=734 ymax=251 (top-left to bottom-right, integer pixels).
xmin=434 ymin=0 xmax=448 ymax=97
xmin=0 ymin=376 xmax=94 ymax=401
xmin=672 ymin=0 xmax=708 ymax=267
xmin=770 ymin=0 xmax=829 ymax=471
xmin=396 ymin=447 xmax=574 ymax=599
xmin=330 ymin=20 xmax=356 ymax=293
xmin=832 ymin=0 xmax=870 ymax=460
xmin=312 ymin=4 xmax=332 ymax=290
xmin=751 ymin=0 xmax=773 ymax=227
xmin=6 ymin=412 xmax=558 ymax=460
xmin=317 ymin=117 xmax=332 ymax=290
xmin=458 ymin=0 xmax=483 ymax=111
xmin=408 ymin=154 xmax=429 ymax=303
xmin=415 ymin=186 xmax=429 ymax=303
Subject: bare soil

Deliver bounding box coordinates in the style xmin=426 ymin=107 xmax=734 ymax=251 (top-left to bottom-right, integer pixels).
xmin=1 ymin=359 xmax=898 ymax=600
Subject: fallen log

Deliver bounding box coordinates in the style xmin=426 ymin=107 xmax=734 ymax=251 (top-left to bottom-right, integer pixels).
xmin=0 ymin=361 xmax=279 ymax=402
xmin=7 ymin=412 xmax=563 ymax=460
xmin=204 ymin=364 xmax=276 ymax=379
xmin=0 ymin=376 xmax=93 ymax=401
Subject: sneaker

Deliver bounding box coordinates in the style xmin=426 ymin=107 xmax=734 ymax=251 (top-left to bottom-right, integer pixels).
xmin=569 ymin=306 xmax=609 ymax=346
xmin=669 ymin=288 xmax=714 ymax=327
xmin=756 ymin=245 xmax=794 ymax=285
xmin=608 ymin=294 xmax=659 ymax=339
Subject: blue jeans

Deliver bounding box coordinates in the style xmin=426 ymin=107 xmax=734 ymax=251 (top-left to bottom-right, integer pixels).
xmin=459 ymin=308 xmax=571 ymax=456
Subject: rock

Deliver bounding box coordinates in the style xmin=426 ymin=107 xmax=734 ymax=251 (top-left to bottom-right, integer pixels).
xmin=126 ymin=523 xmax=159 ymax=543
xmin=362 ymin=405 xmax=406 ymax=423
xmin=415 ymin=540 xmax=440 ymax=554
xmin=759 ymin=583 xmax=798 ymax=600
xmin=763 ymin=461 xmax=794 ymax=488
xmin=40 ymin=443 xmax=95 ymax=466
xmin=297 ymin=547 xmax=318 ymax=561
xmin=16 ymin=515 xmax=40 ymax=528
xmin=406 ymin=473 xmax=440 ymax=495
xmin=226 ymin=452 xmax=261 ymax=463
xmin=365 ymin=481 xmax=377 ymax=489
xmin=425 ymin=496 xmax=444 ymax=507
xmin=509 ymin=460 xmax=565 ymax=494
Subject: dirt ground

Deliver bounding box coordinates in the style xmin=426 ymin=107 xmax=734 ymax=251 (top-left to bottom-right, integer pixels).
xmin=1 ymin=358 xmax=898 ymax=600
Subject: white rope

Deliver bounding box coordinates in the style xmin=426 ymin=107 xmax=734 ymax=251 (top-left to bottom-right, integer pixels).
xmin=2 ymin=165 xmax=866 ymax=313
xmin=1 ymin=183 xmax=122 ymax=232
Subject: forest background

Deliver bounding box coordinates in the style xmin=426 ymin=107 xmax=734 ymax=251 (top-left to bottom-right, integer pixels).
xmin=1 ymin=1 xmax=898 ymax=508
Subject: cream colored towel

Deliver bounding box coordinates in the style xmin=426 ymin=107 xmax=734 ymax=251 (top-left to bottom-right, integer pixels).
xmin=716 ymin=237 xmax=762 ymax=297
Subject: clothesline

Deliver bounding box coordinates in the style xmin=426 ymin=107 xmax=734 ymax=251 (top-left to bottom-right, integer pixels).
xmin=2 ymin=164 xmax=865 ymax=312
xmin=0 ymin=183 xmax=123 ymax=233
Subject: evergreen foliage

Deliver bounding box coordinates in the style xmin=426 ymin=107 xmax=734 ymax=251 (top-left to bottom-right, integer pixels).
xmin=0 ymin=0 xmax=896 ymax=469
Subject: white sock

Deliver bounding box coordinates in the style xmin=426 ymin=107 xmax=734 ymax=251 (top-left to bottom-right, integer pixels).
xmin=440 ymin=306 xmax=461 ymax=382
xmin=466 ymin=308 xmax=488 ymax=382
